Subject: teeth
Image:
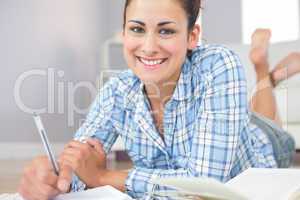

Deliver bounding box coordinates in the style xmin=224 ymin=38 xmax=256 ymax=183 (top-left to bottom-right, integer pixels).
xmin=140 ymin=58 xmax=164 ymax=66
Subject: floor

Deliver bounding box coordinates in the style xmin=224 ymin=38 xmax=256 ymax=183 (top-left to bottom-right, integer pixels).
xmin=0 ymin=160 xmax=26 ymax=193
xmin=1 ymin=152 xmax=300 ymax=194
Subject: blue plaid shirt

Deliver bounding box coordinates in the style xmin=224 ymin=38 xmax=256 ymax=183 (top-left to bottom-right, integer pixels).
xmin=71 ymin=45 xmax=289 ymax=199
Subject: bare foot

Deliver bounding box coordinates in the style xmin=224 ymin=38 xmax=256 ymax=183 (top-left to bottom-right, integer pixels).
xmin=249 ymin=28 xmax=272 ymax=86
xmin=271 ymin=52 xmax=300 ymax=86
xmin=249 ymin=29 xmax=272 ymax=70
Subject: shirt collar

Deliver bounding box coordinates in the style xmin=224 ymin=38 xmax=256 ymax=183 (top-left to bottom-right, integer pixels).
xmin=170 ymin=57 xmax=193 ymax=101
xmin=124 ymin=57 xmax=194 ymax=110
xmin=123 ymin=74 xmax=143 ymax=110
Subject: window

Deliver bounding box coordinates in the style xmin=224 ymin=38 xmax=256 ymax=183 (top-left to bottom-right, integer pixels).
xmin=242 ymin=0 xmax=300 ymax=43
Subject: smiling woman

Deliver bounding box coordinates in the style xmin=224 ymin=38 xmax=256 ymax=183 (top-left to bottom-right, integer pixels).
xmin=122 ymin=0 xmax=199 ymax=86
xmin=17 ymin=0 xmax=295 ymax=200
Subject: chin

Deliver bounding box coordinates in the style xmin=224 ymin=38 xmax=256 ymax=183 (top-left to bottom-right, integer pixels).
xmin=138 ymin=73 xmax=163 ymax=84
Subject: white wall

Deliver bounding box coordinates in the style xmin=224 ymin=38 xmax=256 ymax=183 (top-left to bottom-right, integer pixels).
xmin=201 ymin=0 xmax=242 ymax=43
xmin=0 ymin=0 xmax=111 ymax=142
xmin=0 ymin=0 xmax=299 ymax=145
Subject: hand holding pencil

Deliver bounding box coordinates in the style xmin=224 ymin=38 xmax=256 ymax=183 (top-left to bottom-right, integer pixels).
xmin=18 ymin=114 xmax=73 ymax=199
xmin=18 ymin=113 xmax=107 ymax=200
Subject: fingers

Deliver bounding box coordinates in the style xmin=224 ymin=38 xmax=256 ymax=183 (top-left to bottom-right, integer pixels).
xmin=65 ymin=140 xmax=86 ymax=149
xmin=61 ymin=147 xmax=82 ymax=159
xmin=19 ymin=167 xmax=43 ymax=200
xmin=59 ymin=149 xmax=81 ymax=171
xmin=19 ymin=177 xmax=52 ymax=200
xmin=58 ymin=138 xmax=107 ymax=188
xmin=64 ymin=140 xmax=91 ymax=157
xmin=23 ymin=175 xmax=59 ymax=200
xmin=36 ymin=166 xmax=58 ymax=186
xmin=36 ymin=184 xmax=60 ymax=199
xmin=86 ymin=138 xmax=105 ymax=155
xmin=33 ymin=156 xmax=59 ymax=187
xmin=57 ymin=164 xmax=72 ymax=193
xmin=58 ymin=140 xmax=102 ymax=171
xmin=18 ymin=156 xmax=60 ymax=200
xmin=64 ymin=138 xmax=105 ymax=158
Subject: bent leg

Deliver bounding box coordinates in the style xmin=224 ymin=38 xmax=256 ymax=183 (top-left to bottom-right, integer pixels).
xmin=249 ymin=29 xmax=282 ymax=125
xmin=271 ymin=52 xmax=300 ymax=86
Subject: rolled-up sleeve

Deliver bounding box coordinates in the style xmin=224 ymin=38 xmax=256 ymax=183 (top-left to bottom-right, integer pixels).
xmin=70 ymin=79 xmax=119 ymax=191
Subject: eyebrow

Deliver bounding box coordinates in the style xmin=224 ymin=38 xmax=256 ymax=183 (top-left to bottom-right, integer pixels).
xmin=158 ymin=21 xmax=176 ymax=26
xmin=127 ymin=20 xmax=176 ymax=26
xmin=128 ymin=20 xmax=145 ymax=26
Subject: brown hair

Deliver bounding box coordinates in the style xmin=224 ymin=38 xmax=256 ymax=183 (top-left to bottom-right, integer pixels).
xmin=123 ymin=0 xmax=201 ymax=32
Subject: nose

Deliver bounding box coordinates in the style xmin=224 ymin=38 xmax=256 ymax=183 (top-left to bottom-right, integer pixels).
xmin=141 ymin=33 xmax=159 ymax=56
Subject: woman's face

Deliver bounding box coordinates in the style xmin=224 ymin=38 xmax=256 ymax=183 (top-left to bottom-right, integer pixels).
xmin=122 ymin=0 xmax=199 ymax=85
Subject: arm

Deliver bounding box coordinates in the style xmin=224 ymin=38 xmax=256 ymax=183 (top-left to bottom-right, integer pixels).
xmin=64 ymin=49 xmax=250 ymax=199
xmin=62 ymin=80 xmax=121 ymax=192
xmin=124 ymin=49 xmax=251 ymax=198
xmin=59 ymin=138 xmax=128 ymax=192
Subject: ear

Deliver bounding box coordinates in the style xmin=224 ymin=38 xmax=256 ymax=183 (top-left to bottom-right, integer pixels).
xmin=188 ymin=24 xmax=201 ymax=50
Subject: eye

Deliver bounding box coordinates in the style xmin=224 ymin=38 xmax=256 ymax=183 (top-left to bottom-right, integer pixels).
xmin=159 ymin=28 xmax=176 ymax=35
xmin=130 ymin=26 xmax=145 ymax=34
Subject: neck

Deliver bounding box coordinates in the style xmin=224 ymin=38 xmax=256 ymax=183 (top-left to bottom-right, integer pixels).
xmin=144 ymin=82 xmax=176 ymax=107
xmin=144 ymin=67 xmax=182 ymax=109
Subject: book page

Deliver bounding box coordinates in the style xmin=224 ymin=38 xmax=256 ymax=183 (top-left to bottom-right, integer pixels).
xmin=151 ymin=177 xmax=249 ymax=200
xmin=226 ymin=168 xmax=300 ymax=200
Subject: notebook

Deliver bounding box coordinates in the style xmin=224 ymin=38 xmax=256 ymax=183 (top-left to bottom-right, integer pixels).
xmin=0 ymin=185 xmax=133 ymax=200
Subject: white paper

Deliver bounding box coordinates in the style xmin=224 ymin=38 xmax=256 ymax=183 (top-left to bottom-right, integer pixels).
xmin=55 ymin=185 xmax=132 ymax=200
xmin=0 ymin=186 xmax=132 ymax=200
xmin=0 ymin=193 xmax=22 ymax=200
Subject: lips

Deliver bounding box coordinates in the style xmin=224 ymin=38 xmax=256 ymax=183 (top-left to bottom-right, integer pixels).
xmin=137 ymin=56 xmax=168 ymax=69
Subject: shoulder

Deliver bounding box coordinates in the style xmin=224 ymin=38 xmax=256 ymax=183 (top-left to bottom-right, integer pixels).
xmin=190 ymin=44 xmax=241 ymax=63
xmin=111 ymin=69 xmax=140 ymax=94
xmin=190 ymin=44 xmax=242 ymax=74
xmin=188 ymin=44 xmax=245 ymax=85
xmin=101 ymin=69 xmax=138 ymax=91
xmin=98 ymin=70 xmax=140 ymax=108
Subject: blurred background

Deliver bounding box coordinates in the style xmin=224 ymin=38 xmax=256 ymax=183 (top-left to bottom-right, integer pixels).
xmin=0 ymin=0 xmax=299 ymax=193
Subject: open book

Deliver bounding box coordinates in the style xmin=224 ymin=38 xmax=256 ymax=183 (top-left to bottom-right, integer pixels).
xmin=151 ymin=168 xmax=300 ymax=200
